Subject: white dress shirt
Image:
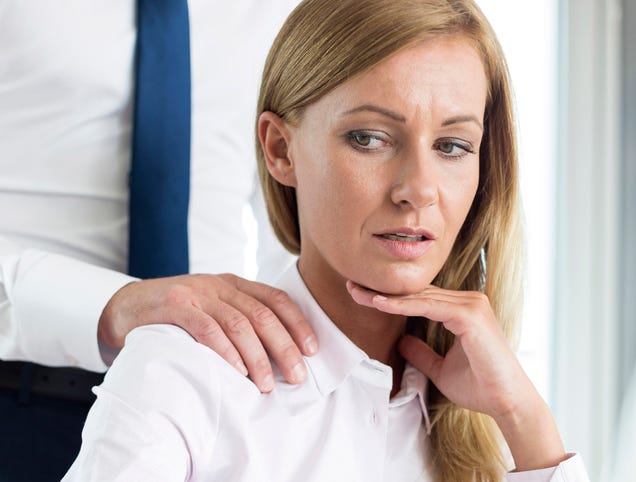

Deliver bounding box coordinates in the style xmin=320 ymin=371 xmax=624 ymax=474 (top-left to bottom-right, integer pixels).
xmin=0 ymin=1 xmax=297 ymax=371
xmin=64 ymin=264 xmax=589 ymax=482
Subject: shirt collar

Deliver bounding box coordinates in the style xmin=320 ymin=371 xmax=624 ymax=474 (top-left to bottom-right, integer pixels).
xmin=391 ymin=363 xmax=432 ymax=434
xmin=275 ymin=264 xmax=368 ymax=396
xmin=275 ymin=263 xmax=432 ymax=432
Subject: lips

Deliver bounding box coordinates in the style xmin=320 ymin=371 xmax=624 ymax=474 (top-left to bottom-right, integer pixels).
xmin=373 ymin=227 xmax=436 ymax=259
xmin=380 ymin=233 xmax=427 ymax=242
xmin=375 ymin=227 xmax=436 ymax=241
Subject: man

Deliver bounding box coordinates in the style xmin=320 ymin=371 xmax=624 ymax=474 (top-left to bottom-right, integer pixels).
xmin=0 ymin=1 xmax=313 ymax=480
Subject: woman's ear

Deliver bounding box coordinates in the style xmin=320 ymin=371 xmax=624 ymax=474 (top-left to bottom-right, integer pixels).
xmin=258 ymin=111 xmax=297 ymax=187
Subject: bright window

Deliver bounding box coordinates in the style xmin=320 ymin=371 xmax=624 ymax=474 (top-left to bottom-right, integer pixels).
xmin=476 ymin=0 xmax=558 ymax=402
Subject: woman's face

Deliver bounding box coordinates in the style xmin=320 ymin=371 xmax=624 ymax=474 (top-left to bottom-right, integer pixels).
xmin=287 ymin=35 xmax=487 ymax=295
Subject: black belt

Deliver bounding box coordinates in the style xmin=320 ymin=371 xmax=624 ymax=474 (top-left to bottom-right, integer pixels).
xmin=0 ymin=360 xmax=104 ymax=404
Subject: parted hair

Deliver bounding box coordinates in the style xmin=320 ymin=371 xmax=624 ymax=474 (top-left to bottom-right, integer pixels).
xmin=255 ymin=1 xmax=524 ymax=480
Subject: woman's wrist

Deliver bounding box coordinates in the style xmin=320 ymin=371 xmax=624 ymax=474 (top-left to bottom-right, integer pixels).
xmin=494 ymin=392 xmax=567 ymax=472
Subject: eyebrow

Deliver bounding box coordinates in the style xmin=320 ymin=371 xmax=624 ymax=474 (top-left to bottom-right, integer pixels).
xmin=340 ymin=104 xmax=406 ymax=122
xmin=341 ymin=105 xmax=483 ymax=130
xmin=442 ymin=115 xmax=483 ymax=131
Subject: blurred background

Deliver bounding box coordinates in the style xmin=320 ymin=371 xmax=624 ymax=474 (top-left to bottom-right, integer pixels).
xmin=245 ymin=0 xmax=634 ymax=479
xmin=475 ymin=0 xmax=635 ymax=480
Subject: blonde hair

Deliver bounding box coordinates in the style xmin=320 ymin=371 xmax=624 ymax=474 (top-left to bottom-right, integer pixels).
xmin=256 ymin=1 xmax=524 ymax=480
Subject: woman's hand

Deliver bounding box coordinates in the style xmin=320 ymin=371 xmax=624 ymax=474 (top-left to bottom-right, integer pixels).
xmin=346 ymin=281 xmax=567 ymax=472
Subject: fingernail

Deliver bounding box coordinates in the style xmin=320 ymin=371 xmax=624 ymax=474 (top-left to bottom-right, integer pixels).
xmin=304 ymin=335 xmax=318 ymax=355
xmin=235 ymin=361 xmax=248 ymax=376
xmin=290 ymin=362 xmax=307 ymax=383
xmin=374 ymin=295 xmax=388 ymax=302
xmin=261 ymin=374 xmax=275 ymax=393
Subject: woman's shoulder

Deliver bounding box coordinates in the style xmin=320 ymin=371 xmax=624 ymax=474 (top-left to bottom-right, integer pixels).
xmin=101 ymin=324 xmax=260 ymax=416
xmin=119 ymin=323 xmax=223 ymax=374
xmin=124 ymin=323 xmax=201 ymax=350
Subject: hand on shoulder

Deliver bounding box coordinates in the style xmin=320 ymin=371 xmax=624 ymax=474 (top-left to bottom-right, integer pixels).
xmin=98 ymin=273 xmax=318 ymax=393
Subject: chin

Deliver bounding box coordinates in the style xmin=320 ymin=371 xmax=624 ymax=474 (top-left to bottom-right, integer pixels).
xmin=355 ymin=265 xmax=438 ymax=296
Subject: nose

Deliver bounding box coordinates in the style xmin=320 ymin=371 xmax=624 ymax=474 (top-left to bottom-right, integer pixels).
xmin=389 ymin=146 xmax=439 ymax=209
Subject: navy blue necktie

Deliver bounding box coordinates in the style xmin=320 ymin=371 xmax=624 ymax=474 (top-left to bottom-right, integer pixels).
xmin=128 ymin=0 xmax=191 ymax=278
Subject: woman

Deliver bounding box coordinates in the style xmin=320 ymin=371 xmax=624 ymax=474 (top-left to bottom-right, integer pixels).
xmin=64 ymin=0 xmax=589 ymax=480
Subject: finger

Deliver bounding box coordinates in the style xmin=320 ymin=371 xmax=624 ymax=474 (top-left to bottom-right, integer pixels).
xmin=412 ymin=285 xmax=487 ymax=303
xmin=233 ymin=277 xmax=318 ymax=357
xmin=347 ymin=280 xmax=475 ymax=305
xmin=371 ymin=296 xmax=475 ymax=336
xmin=219 ymin=287 xmax=308 ymax=384
xmin=398 ymin=335 xmax=444 ymax=385
xmin=211 ymin=300 xmax=276 ymax=393
xmin=346 ymin=281 xmax=459 ymax=322
xmin=174 ymin=305 xmax=248 ymax=377
xmin=346 ymin=280 xmax=436 ymax=304
xmin=346 ymin=280 xmax=379 ymax=308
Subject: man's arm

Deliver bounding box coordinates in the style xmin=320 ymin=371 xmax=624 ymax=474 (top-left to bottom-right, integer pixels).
xmin=1 ymin=240 xmax=317 ymax=391
xmin=0 ymin=242 xmax=134 ymax=371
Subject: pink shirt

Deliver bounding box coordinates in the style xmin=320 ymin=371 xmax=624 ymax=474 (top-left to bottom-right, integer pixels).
xmin=64 ymin=265 xmax=589 ymax=481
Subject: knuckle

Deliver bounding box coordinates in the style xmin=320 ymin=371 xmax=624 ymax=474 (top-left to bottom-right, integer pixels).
xmin=163 ymin=284 xmax=194 ymax=306
xmin=277 ymin=343 xmax=300 ymax=362
xmin=472 ymin=291 xmax=489 ymax=302
xmin=268 ymin=287 xmax=291 ymax=307
xmin=475 ymin=292 xmax=491 ymax=309
xmin=251 ymin=357 xmax=272 ymax=374
xmin=217 ymin=272 xmax=236 ymax=285
xmin=195 ymin=273 xmax=218 ymax=288
xmin=250 ymin=305 xmax=278 ymax=329
xmin=223 ymin=312 xmax=251 ymax=337
xmin=190 ymin=318 xmax=223 ymax=343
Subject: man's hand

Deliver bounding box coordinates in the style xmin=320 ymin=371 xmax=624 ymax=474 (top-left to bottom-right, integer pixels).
xmin=98 ymin=273 xmax=318 ymax=393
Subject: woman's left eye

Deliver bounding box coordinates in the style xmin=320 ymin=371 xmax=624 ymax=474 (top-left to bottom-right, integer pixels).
xmin=347 ymin=131 xmax=389 ymax=151
xmin=434 ymin=138 xmax=475 ymax=158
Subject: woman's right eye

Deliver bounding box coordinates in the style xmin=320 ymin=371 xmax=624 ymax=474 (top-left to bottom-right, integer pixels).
xmin=346 ymin=130 xmax=390 ymax=151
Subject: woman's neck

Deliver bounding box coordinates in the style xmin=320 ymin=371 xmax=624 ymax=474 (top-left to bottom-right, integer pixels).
xmin=297 ymin=259 xmax=407 ymax=393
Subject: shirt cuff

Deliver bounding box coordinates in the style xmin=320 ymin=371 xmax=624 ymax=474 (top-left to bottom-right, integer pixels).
xmin=11 ymin=250 xmax=136 ymax=372
xmin=507 ymin=454 xmax=590 ymax=482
